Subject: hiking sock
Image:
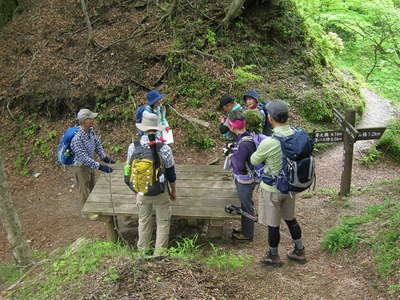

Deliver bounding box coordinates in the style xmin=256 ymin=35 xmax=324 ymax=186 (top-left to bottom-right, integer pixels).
xmin=293 ymin=239 xmax=304 ymax=250
xmin=268 ymin=226 xmax=280 ymax=248
xmin=269 ymin=247 xmax=278 ymax=256
xmin=285 ymin=219 xmax=302 ymax=241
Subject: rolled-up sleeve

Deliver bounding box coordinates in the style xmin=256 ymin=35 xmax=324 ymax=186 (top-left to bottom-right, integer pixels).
xmin=250 ymin=139 xmax=268 ymax=166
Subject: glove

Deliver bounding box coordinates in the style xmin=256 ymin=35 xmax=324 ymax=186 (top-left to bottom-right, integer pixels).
xmin=223 ymin=143 xmax=235 ymax=156
xmin=102 ymin=157 xmax=115 ymax=164
xmin=99 ymin=164 xmax=113 ymax=173
xmin=127 ymin=183 xmax=135 ymax=192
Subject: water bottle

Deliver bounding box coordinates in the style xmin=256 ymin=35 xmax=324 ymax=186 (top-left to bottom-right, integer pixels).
xmin=64 ymin=149 xmax=71 ymax=157
xmin=159 ymin=174 xmax=165 ymax=183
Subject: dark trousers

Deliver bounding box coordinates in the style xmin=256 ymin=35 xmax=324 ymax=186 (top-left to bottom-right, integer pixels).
xmin=235 ymin=180 xmax=256 ymax=238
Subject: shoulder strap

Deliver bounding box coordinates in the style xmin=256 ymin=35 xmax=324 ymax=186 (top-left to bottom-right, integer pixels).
xmin=237 ymin=135 xmax=254 ymax=149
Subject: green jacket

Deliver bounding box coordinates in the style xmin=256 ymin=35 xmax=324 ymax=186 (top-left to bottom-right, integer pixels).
xmin=250 ymin=125 xmax=294 ymax=192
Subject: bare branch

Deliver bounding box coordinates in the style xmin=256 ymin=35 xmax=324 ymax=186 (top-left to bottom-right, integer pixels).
xmin=79 ymin=0 xmax=95 ymax=46
xmin=167 ymin=104 xmax=210 ymax=128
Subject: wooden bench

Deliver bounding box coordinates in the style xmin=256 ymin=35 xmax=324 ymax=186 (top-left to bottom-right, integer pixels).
xmin=82 ymin=164 xmax=240 ymax=240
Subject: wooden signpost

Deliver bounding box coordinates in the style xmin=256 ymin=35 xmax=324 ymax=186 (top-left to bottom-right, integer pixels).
xmin=309 ymin=109 xmax=386 ymax=197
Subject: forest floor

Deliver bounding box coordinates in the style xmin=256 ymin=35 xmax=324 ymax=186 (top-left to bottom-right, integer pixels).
xmin=0 ymin=87 xmax=399 ymax=299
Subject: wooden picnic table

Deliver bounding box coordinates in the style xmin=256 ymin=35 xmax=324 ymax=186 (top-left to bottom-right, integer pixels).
xmin=82 ymin=164 xmax=240 ymax=240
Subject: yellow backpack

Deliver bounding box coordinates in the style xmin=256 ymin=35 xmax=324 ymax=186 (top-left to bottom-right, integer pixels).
xmin=127 ymin=141 xmax=165 ymax=196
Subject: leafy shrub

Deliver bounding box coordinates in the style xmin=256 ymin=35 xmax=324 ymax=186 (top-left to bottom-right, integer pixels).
xmin=377 ymin=118 xmax=400 ymax=163
xmin=243 ymin=109 xmax=263 ymax=134
xmin=321 ymin=224 xmax=362 ymax=253
xmin=187 ymin=136 xmax=215 ymax=149
xmin=234 ymin=65 xmax=263 ymax=85
xmin=167 ymin=235 xmax=201 ymax=261
xmin=361 ymin=145 xmax=382 ymax=165
xmin=300 ymin=90 xmax=332 ymax=122
xmin=204 ymin=244 xmax=253 ymax=270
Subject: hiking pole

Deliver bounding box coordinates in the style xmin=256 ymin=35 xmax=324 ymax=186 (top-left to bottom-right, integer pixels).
xmin=225 ymin=205 xmax=292 ymax=240
xmin=225 ymin=205 xmax=257 ymax=222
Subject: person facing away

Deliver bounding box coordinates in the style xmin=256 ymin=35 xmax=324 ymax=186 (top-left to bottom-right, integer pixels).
xmin=250 ymin=100 xmax=306 ymax=267
xmin=227 ymin=110 xmax=257 ymax=241
xmin=243 ymin=90 xmax=273 ymax=136
xmin=124 ymin=113 xmax=177 ymax=256
xmin=218 ymin=94 xmax=242 ymax=139
xmin=70 ymin=108 xmax=115 ymax=220
xmin=139 ymin=90 xmax=170 ymax=140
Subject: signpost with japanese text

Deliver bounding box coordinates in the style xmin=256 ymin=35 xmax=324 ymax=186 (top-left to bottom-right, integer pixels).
xmin=309 ymin=109 xmax=386 ymax=197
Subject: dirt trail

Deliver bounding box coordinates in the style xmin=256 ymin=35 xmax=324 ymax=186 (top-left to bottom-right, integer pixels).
xmin=315 ymin=87 xmax=398 ymax=189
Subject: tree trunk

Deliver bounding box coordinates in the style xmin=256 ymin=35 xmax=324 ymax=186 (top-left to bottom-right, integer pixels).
xmin=0 ymin=153 xmax=32 ymax=266
xmin=222 ymin=0 xmax=287 ymax=26
xmin=79 ymin=0 xmax=95 ymax=46
xmin=222 ymin=0 xmax=246 ymax=26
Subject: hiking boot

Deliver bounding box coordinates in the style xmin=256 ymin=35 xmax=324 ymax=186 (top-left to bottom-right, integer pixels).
xmin=232 ymin=232 xmax=252 ymax=241
xmin=232 ymin=228 xmax=242 ymax=234
xmin=287 ymin=247 xmax=306 ymax=264
xmin=260 ymin=251 xmax=283 ymax=267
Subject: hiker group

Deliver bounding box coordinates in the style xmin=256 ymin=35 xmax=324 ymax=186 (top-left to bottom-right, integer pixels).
xmin=58 ymin=88 xmax=315 ymax=267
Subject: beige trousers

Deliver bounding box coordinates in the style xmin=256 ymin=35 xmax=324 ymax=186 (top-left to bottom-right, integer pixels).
xmin=72 ymin=165 xmax=96 ymax=206
xmin=259 ymin=188 xmax=296 ymax=227
xmin=136 ymin=191 xmax=171 ymax=256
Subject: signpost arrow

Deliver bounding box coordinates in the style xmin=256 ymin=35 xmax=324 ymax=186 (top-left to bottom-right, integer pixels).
xmin=309 ymin=130 xmax=344 ymax=144
xmin=356 ymin=127 xmax=386 ymax=141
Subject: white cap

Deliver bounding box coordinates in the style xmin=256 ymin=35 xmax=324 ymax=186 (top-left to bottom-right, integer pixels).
xmin=77 ymin=108 xmax=98 ymax=122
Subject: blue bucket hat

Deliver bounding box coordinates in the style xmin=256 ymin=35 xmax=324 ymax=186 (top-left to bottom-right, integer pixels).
xmin=147 ymin=90 xmax=165 ymax=106
xmin=243 ymin=90 xmax=260 ymax=102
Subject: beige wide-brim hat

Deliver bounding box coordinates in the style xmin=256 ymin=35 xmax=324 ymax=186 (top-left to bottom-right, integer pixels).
xmin=136 ymin=113 xmax=165 ymax=132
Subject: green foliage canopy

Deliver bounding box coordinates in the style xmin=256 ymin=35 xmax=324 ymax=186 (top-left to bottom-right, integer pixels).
xmin=295 ymin=0 xmax=400 ymax=102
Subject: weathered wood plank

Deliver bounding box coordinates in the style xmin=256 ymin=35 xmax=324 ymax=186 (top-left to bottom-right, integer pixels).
xmin=86 ymin=194 xmax=240 ymax=207
xmin=95 ymin=178 xmax=235 ymax=189
xmin=82 ymin=202 xmax=239 ymax=219
xmin=97 ymin=172 xmax=233 ymax=182
xmin=110 ymin=164 xmax=226 ymax=173
xmin=90 ymin=186 xmax=237 ymax=198
xmin=83 ymin=164 xmax=241 ymax=220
